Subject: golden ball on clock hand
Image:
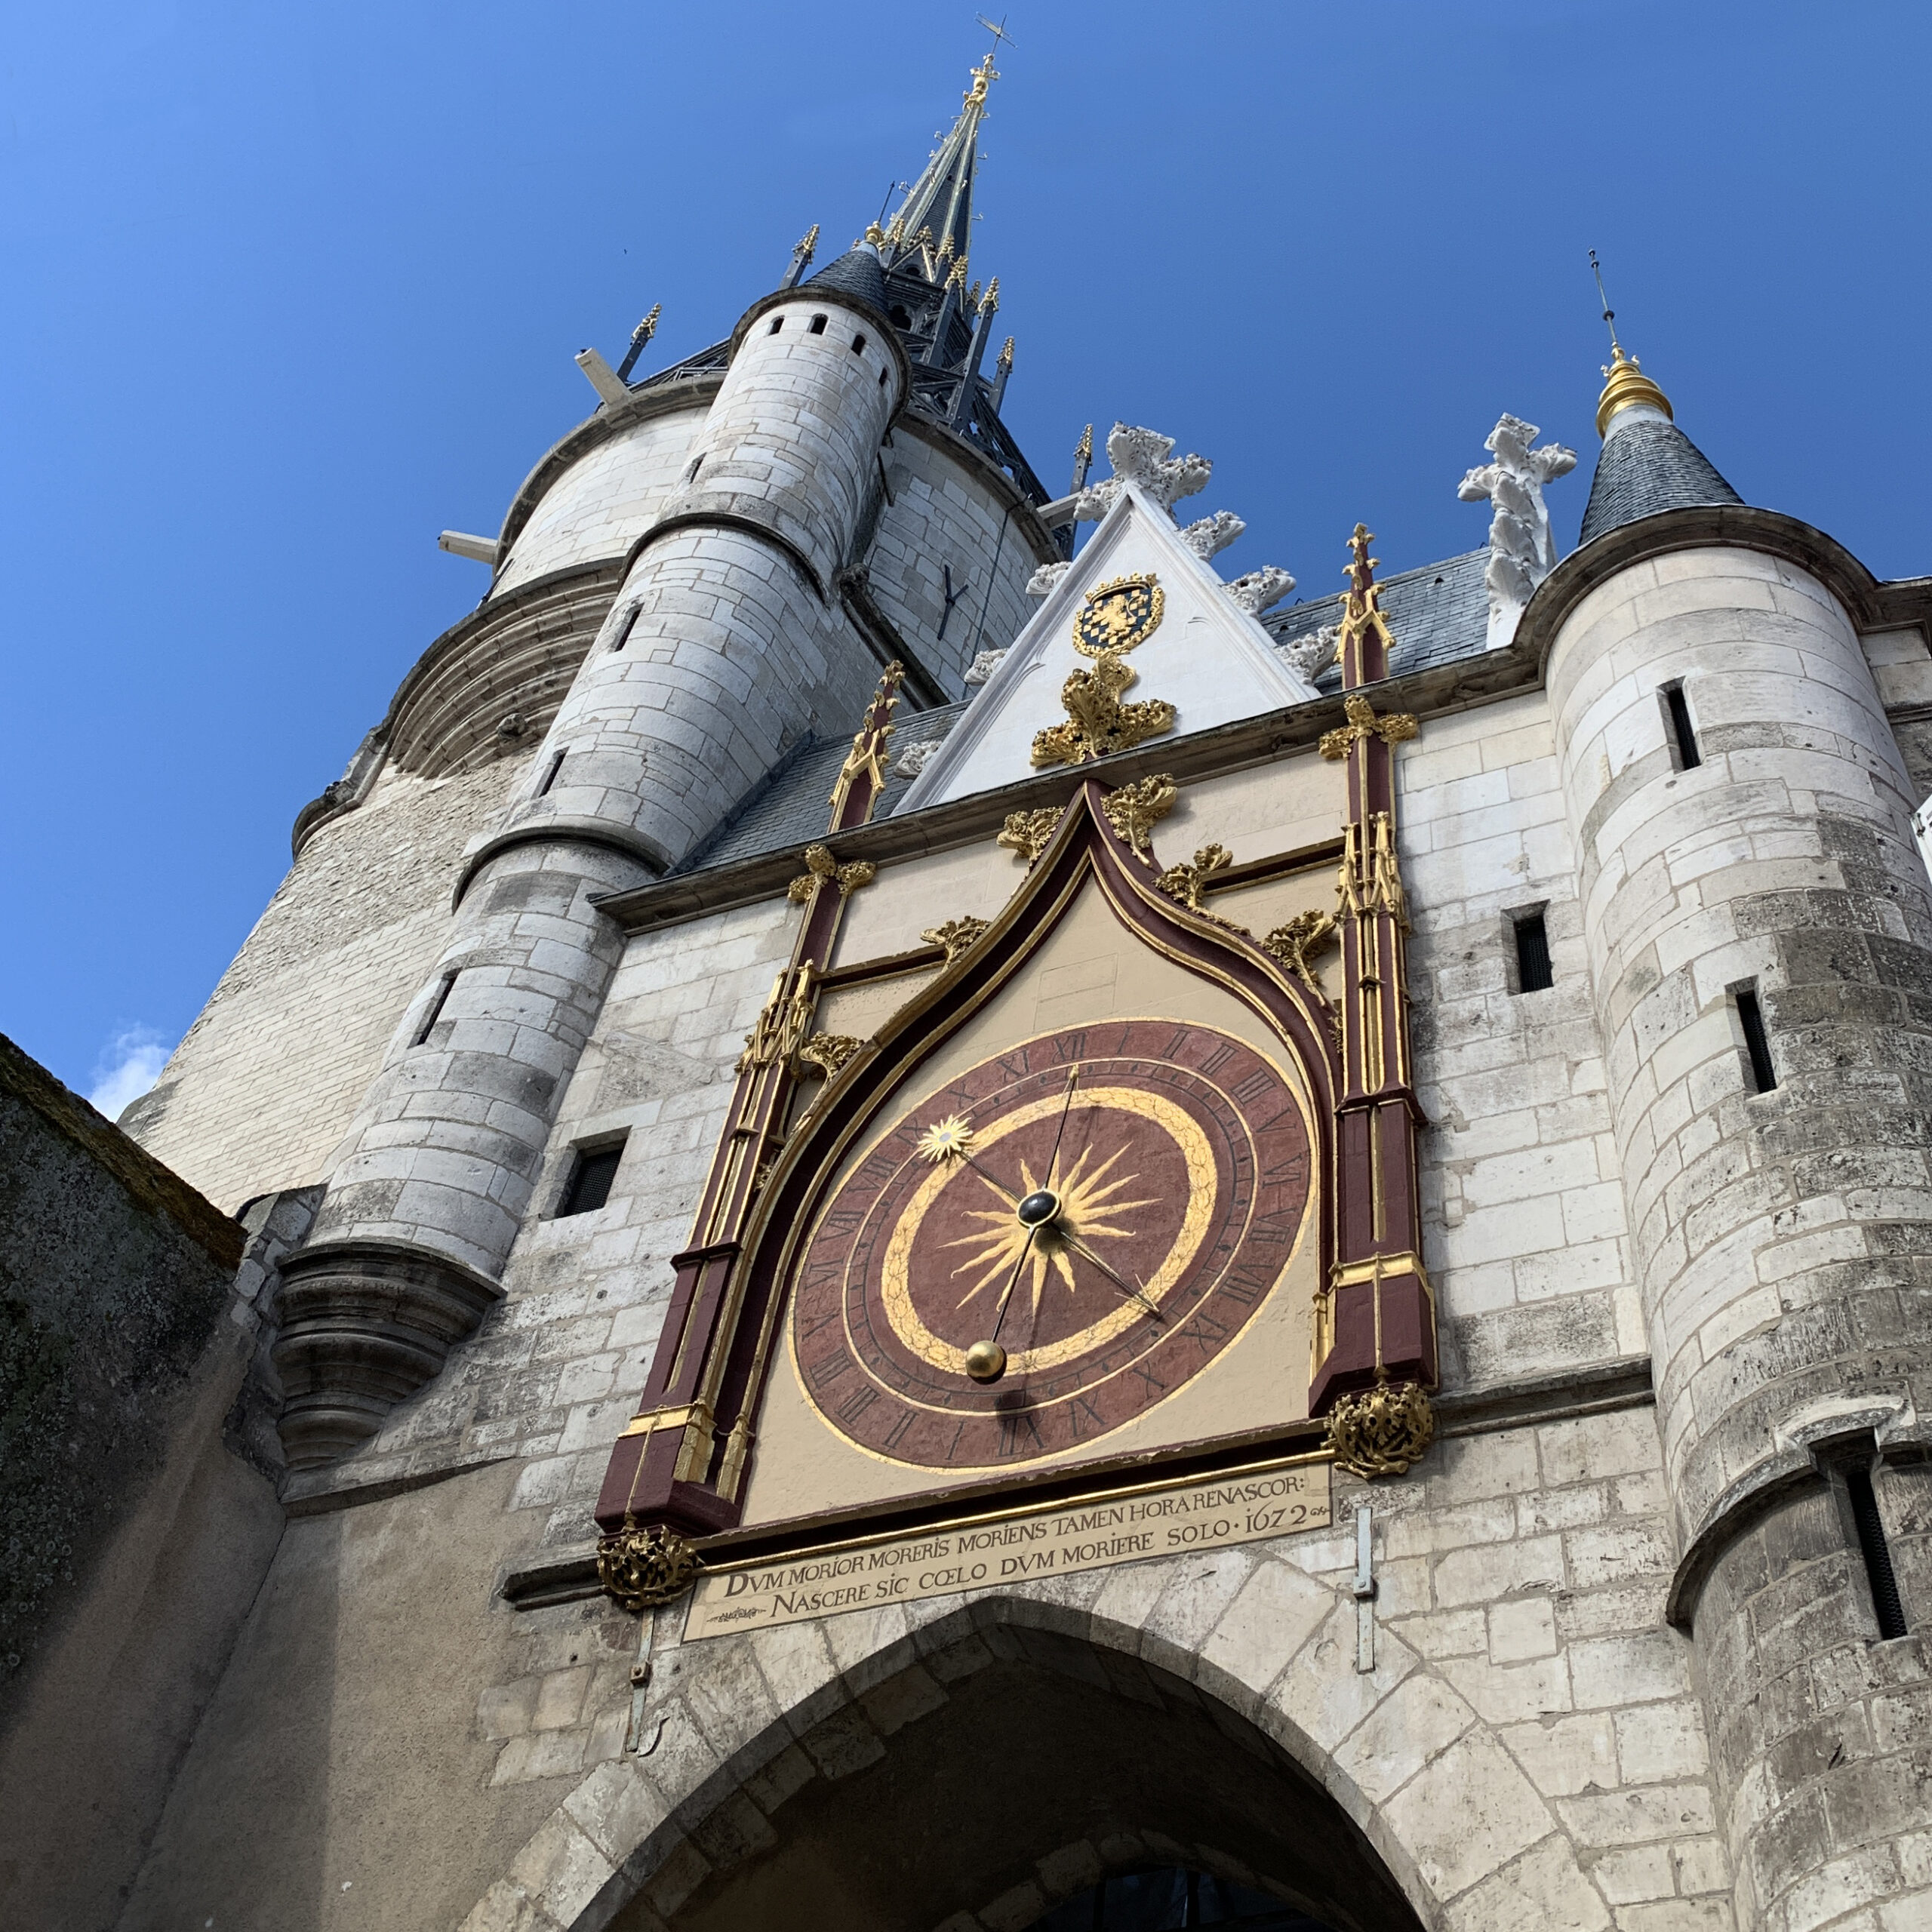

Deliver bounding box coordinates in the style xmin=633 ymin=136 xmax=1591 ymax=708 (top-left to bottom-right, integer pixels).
xmin=964 ymin=1340 xmax=1008 ymax=1383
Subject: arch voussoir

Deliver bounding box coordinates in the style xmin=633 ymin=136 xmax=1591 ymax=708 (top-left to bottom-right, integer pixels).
xmin=459 ymin=1570 xmax=1601 ymax=1932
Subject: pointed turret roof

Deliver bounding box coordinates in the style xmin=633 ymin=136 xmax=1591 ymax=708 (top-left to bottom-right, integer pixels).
xmin=879 ymin=51 xmax=995 ymax=275
xmin=805 ymin=241 xmax=888 ymax=312
xmin=1577 ymin=346 xmax=1743 ymax=547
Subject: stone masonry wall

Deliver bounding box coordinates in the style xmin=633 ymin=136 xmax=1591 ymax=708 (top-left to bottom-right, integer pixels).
xmin=1546 ymin=544 xmax=1932 ymax=1932
xmin=1399 ymin=690 xmax=1644 ymax=1387
xmin=868 ymin=424 xmax=1055 ymax=697
xmin=491 ymin=403 xmax=709 ymax=598
xmin=128 ymin=758 xmax=521 ymax=1212
xmin=450 ymin=1406 xmax=1737 ymax=1932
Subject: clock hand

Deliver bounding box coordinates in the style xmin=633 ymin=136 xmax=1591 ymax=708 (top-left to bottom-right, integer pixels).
xmin=1042 ymin=1065 xmax=1080 ymax=1191
xmin=1055 ymin=1226 xmax=1161 ymax=1322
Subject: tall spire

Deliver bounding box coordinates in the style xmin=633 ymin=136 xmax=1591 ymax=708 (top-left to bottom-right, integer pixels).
xmin=879 ymin=47 xmax=998 ymax=277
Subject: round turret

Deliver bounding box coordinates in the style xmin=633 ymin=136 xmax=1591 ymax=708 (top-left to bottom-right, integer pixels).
xmin=1540 ymin=364 xmax=1932 ymax=1930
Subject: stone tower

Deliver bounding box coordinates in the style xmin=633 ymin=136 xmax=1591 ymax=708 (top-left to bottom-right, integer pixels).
xmin=264 ymin=53 xmax=1060 ymax=1470
xmin=1540 ymin=340 xmax=1932 ymax=1924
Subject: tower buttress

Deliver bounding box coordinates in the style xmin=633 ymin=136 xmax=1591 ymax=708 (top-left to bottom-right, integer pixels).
xmin=1545 ymin=343 xmax=1932 ymax=1932
xmin=274 ymin=212 xmax=921 ymax=1470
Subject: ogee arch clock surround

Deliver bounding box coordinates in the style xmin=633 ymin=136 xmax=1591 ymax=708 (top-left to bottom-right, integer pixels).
xmin=789 ymin=1018 xmax=1312 ymax=1469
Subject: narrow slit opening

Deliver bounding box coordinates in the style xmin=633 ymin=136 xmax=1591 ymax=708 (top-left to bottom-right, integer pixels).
xmin=1846 ymin=1465 xmax=1909 ymax=1638
xmin=768 ymin=316 xmax=783 ymax=334
xmin=608 ymin=604 xmax=641 ymax=652
xmin=557 ymin=1139 xmax=626 ymax=1218
xmin=537 ymin=749 xmax=568 ymax=797
xmin=808 ymin=313 xmax=827 ymax=335
xmin=1663 ymin=681 xmax=1702 ymax=770
xmin=414 ymin=971 xmax=457 ymax=1047
xmin=1736 ymin=985 xmax=1777 ymax=1092
xmin=851 ymin=332 xmax=866 ymax=354
xmin=1512 ymin=911 xmax=1553 ymax=994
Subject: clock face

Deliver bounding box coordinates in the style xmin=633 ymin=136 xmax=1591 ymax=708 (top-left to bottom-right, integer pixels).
xmin=789 ymin=1019 xmax=1312 ymax=1469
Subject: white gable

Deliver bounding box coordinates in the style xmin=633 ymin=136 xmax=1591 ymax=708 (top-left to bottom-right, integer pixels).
xmin=895 ymin=483 xmax=1318 ymax=814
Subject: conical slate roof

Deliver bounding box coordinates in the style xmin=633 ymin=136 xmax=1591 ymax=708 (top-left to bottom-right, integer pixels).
xmin=805 ymin=245 xmax=888 ymax=313
xmin=1578 ymin=416 xmax=1743 ymax=546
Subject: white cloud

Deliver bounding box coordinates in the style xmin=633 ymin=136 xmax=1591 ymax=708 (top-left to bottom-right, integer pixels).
xmin=88 ymin=1026 xmax=172 ymax=1121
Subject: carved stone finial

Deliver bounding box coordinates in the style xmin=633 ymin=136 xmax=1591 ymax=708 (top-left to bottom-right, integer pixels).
xmin=1278 ymin=623 xmax=1340 ymax=683
xmin=1155 ymin=843 xmax=1235 ymax=912
xmin=1263 ymin=909 xmax=1339 ymax=996
xmin=964 ymin=648 xmax=1009 ymax=685
xmin=1179 ymin=509 xmax=1245 ymax=560
xmin=1224 ymin=565 xmax=1297 ymax=617
xmin=1025 ymin=561 xmax=1071 ymax=599
xmin=1324 ymin=1381 xmax=1436 ymax=1478
xmin=1069 ymin=423 xmax=1214 ymax=524
xmin=891 ymin=737 xmax=944 ymax=780
xmin=921 ymin=916 xmax=989 ymax=962
xmin=597 ymin=1522 xmax=700 ymax=1612
xmin=1102 ymin=772 xmax=1179 ymax=858
xmin=1457 ymin=414 xmax=1577 ymax=650
xmin=997 ymin=807 xmax=1063 ymax=866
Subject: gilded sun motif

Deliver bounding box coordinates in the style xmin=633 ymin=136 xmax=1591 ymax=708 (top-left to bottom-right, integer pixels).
xmin=946 ymin=1140 xmax=1158 ymax=1320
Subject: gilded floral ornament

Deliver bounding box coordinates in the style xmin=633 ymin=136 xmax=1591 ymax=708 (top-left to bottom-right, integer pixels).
xmin=597 ymin=1521 xmax=700 ymax=1612
xmin=1155 ymin=844 xmax=1235 ymax=912
xmin=1324 ymin=1380 xmax=1436 ymax=1479
xmin=795 ymin=1032 xmax=863 ymax=1080
xmin=997 ymin=807 xmax=1063 ymax=866
xmin=1264 ymin=909 xmax=1339 ymax=996
xmin=1318 ymin=693 xmax=1418 ymax=763
xmin=1031 ymin=654 xmax=1177 ymax=769
xmin=915 ymin=1115 xmax=977 ymax=1165
xmin=921 ymin=916 xmax=989 ymax=962
xmin=737 ymin=966 xmax=815 ymax=1072
xmin=786 ymin=844 xmax=878 ymax=903
xmin=1073 ymin=574 xmax=1165 ymax=659
xmin=1102 ymin=772 xmax=1179 ymax=858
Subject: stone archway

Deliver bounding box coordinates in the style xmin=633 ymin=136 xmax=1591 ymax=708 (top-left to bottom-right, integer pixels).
xmin=460 ymin=1565 xmax=1614 ymax=1932
xmin=610 ymin=1615 xmax=1419 ymax=1932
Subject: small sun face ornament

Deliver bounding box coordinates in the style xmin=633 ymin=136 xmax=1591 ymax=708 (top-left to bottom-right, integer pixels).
xmin=915 ymin=1115 xmax=977 ymax=1165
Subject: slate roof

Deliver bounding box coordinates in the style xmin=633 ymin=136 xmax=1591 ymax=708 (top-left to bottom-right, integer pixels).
xmin=1578 ymin=417 xmax=1743 ymax=547
xmin=1265 ymin=546 xmax=1491 ymax=691
xmin=804 ymin=246 xmax=888 ymax=314
xmin=676 ymin=702 xmax=967 ymax=873
xmin=675 ymin=547 xmax=1494 ymax=876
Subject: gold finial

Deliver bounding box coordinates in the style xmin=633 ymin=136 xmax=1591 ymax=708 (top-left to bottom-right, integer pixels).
xmin=1589 ymin=250 xmax=1673 ymax=436
xmin=968 ymin=279 xmax=982 ymax=309
xmin=1346 ymin=523 xmax=1377 ymax=595
xmin=1595 ymin=346 xmax=1673 ymax=438
xmin=979 ymin=275 xmax=1000 ymax=314
xmin=631 ymin=303 xmax=660 ymax=345
xmin=964 ymin=50 xmax=998 ymax=108
xmin=887 ymin=213 xmax=906 ymax=246
xmin=936 ymin=232 xmax=956 ymax=265
xmin=996 ymin=334 xmax=1014 ymax=371
xmin=947 ymin=257 xmax=969 ymax=290
xmin=794 ymin=223 xmax=819 ymax=263
xmin=863 ymin=221 xmax=888 ymax=248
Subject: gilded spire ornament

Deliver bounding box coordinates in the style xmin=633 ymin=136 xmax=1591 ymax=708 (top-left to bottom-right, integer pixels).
xmin=1589 ymin=250 xmax=1674 ymax=435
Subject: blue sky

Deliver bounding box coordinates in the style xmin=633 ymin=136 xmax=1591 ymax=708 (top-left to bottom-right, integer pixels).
xmin=3 ymin=2 xmax=1927 ymax=1108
